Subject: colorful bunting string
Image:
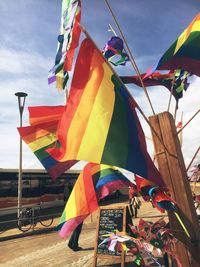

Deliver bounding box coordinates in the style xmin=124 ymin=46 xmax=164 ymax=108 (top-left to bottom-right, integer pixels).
xmin=48 ymin=0 xmax=82 ymax=90
xmin=120 ymin=70 xmax=190 ymax=101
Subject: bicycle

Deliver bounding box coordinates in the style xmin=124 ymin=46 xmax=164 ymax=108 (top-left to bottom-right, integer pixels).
xmin=17 ymin=203 xmax=54 ymax=232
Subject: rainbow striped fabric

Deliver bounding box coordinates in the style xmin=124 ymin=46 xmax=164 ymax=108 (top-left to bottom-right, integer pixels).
xmin=18 ymin=106 xmax=77 ymax=179
xmin=58 ymin=163 xmax=133 ymax=238
xmin=48 ymin=0 xmax=82 ymax=90
xmin=147 ymin=13 xmax=200 ymax=76
xmin=91 ymin=164 xmax=132 ymax=199
xmin=48 ymin=37 xmax=165 ymax=187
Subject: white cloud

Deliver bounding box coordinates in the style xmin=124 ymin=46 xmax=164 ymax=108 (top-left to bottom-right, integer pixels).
xmin=0 ymin=46 xmax=66 ymax=169
xmin=0 ymin=47 xmax=52 ymax=75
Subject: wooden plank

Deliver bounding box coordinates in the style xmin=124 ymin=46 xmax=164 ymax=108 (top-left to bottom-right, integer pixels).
xmin=93 ymin=208 xmax=100 ymax=267
xmin=149 ymin=114 xmax=189 ymax=265
xmin=121 ymin=206 xmax=126 ymax=267
xmin=149 ymin=112 xmax=200 ymax=267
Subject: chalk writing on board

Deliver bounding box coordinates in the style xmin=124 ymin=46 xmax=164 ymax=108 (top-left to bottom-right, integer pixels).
xmin=97 ymin=208 xmax=124 ymax=256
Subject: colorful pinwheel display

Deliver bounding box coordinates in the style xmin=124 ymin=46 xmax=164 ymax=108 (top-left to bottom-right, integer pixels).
xmin=98 ymin=218 xmax=182 ymax=266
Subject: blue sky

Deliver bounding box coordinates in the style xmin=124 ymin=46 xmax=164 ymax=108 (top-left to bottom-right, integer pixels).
xmin=0 ymin=0 xmax=199 ymax=172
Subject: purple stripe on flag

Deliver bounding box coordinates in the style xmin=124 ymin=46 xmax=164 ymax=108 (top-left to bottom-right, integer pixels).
xmin=96 ymin=180 xmax=131 ymax=200
xmin=48 ymin=160 xmax=78 ymax=180
xmin=48 ymin=75 xmax=56 ymax=84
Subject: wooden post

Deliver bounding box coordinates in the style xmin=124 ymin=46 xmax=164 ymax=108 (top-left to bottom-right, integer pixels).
xmin=149 ymin=112 xmax=200 ymax=266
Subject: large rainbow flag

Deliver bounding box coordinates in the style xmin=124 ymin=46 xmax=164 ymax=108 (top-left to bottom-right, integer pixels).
xmin=147 ymin=13 xmax=200 ymax=76
xmin=48 ymin=37 xmax=165 ymax=187
xmin=18 ymin=106 xmax=77 ymax=179
xmin=58 ymin=163 xmax=133 ymax=238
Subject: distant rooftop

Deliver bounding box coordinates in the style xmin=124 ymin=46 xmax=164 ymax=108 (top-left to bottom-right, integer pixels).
xmin=0 ymin=168 xmax=81 ymax=174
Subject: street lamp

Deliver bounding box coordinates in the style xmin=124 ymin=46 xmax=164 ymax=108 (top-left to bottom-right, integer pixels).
xmin=15 ymin=92 xmax=28 ymax=218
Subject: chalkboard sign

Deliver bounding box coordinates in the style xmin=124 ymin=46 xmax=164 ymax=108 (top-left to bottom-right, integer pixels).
xmin=93 ymin=205 xmax=132 ymax=267
xmin=97 ymin=208 xmax=124 ymax=256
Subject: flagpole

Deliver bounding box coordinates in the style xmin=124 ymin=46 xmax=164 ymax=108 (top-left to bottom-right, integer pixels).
xmin=176 ymin=111 xmax=183 ymax=147
xmin=176 ymin=108 xmax=200 ymax=135
xmin=104 ymin=0 xmax=156 ymax=115
xmin=81 ymin=26 xmax=175 ymax=157
xmin=65 ymin=88 xmax=69 ymax=103
xmin=145 ymin=136 xmax=153 ymax=141
xmin=108 ymin=24 xmax=117 ymax=36
xmin=174 ymin=100 xmax=179 ymax=120
xmin=186 ymin=146 xmax=200 ymax=172
xmin=167 ymin=77 xmax=175 ymax=112
xmin=187 ymin=147 xmax=199 ymax=194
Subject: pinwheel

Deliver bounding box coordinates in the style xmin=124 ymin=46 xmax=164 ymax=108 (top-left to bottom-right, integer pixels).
xmin=148 ymin=187 xmax=190 ymax=238
xmin=102 ymin=36 xmax=129 ymax=66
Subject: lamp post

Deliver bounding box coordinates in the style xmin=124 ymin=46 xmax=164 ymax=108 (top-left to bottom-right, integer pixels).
xmin=15 ymin=92 xmax=28 ymax=218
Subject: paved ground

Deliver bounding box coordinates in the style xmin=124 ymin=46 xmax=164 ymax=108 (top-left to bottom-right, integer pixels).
xmin=0 ymin=197 xmax=167 ymax=267
xmin=0 ymin=226 xmax=96 ymax=267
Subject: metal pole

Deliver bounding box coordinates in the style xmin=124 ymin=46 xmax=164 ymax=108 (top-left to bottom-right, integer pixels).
xmin=176 ymin=108 xmax=200 ymax=135
xmin=104 ymin=0 xmax=156 ymax=115
xmin=15 ymin=92 xmax=28 ymax=218
xmin=186 ymin=146 xmax=200 ymax=172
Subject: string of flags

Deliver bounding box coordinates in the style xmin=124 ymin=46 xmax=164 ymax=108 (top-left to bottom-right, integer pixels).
xmin=48 ymin=0 xmax=81 ymax=90
xmin=120 ymin=70 xmax=190 ymax=101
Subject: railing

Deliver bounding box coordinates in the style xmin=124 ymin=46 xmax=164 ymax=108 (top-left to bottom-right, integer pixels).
xmin=0 ymin=204 xmax=64 ymax=235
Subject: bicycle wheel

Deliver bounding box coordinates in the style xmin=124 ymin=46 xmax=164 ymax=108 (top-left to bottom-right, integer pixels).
xmin=39 ymin=208 xmax=54 ymax=227
xmin=17 ymin=209 xmax=32 ymax=232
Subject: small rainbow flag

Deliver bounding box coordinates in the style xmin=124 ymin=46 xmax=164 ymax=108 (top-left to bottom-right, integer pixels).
xmin=18 ymin=106 xmax=77 ymax=179
xmin=147 ymin=13 xmax=200 ymax=76
xmin=58 ymin=163 xmax=133 ymax=238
